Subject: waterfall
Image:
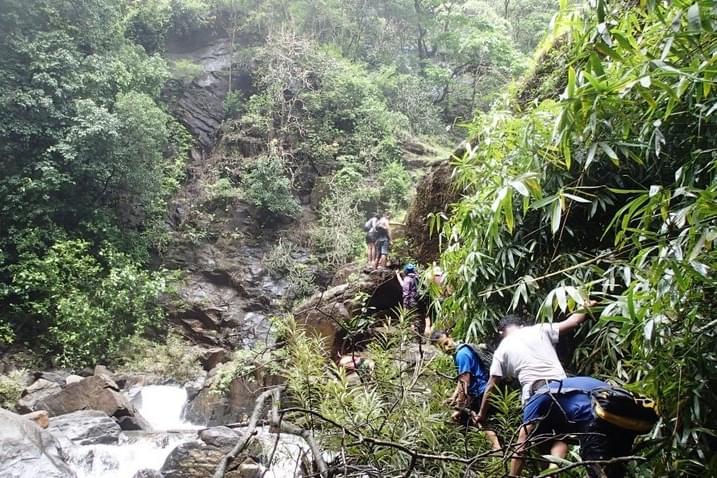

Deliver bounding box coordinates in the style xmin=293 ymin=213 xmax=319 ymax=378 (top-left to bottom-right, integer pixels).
xmin=67 ymin=432 xmax=189 ymax=478
xmin=65 ymin=385 xmax=197 ymax=478
xmin=132 ymin=385 xmax=200 ymax=431
xmin=63 ymin=384 xmax=312 ymax=478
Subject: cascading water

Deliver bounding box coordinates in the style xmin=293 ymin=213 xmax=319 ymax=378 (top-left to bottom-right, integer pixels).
xmin=65 ymin=385 xmax=198 ymax=478
xmin=63 ymin=384 xmax=312 ymax=477
xmin=132 ymin=385 xmax=201 ymax=431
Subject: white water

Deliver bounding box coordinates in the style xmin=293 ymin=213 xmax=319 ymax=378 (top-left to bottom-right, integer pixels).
xmin=67 ymin=432 xmax=191 ymax=478
xmin=63 ymin=384 xmax=311 ymax=478
xmin=132 ymin=385 xmax=201 ymax=431
xmin=65 ymin=385 xmax=197 ymax=478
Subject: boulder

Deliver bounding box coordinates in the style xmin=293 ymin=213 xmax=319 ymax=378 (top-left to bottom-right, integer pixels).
xmin=0 ymin=407 xmax=76 ymax=478
xmin=48 ymin=410 xmax=122 ymax=445
xmin=403 ymin=159 xmax=462 ymax=264
xmin=34 ymin=371 xmax=71 ymax=384
xmin=199 ymin=426 xmax=240 ymax=448
xmin=160 ymin=431 xmax=265 ymax=478
xmin=198 ymin=347 xmax=229 ymax=371
xmin=293 ymin=267 xmax=402 ymax=356
xmin=159 ymin=440 xmax=227 ymax=478
xmin=36 ymin=375 xmax=132 ymax=418
xmin=23 ymin=410 xmax=49 ymax=429
xmin=16 ymin=378 xmax=62 ymax=413
xmin=116 ymin=413 xmax=153 ymax=431
xmin=226 ymin=458 xmax=262 ymax=478
xmin=65 ymin=375 xmax=83 ymax=385
xmin=184 ymin=374 xmax=281 ymax=427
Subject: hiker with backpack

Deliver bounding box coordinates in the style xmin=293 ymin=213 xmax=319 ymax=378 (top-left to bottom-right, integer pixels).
xmin=521 ymin=376 xmax=657 ymax=478
xmin=363 ymin=214 xmax=379 ymax=266
xmin=430 ymin=330 xmax=501 ymax=450
xmin=396 ymin=264 xmax=430 ymax=336
xmin=373 ymin=212 xmax=391 ymax=269
xmin=474 ymin=302 xmax=598 ymax=475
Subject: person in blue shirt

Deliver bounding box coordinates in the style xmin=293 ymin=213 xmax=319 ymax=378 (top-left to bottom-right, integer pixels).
xmin=520 ymin=376 xmax=637 ymax=478
xmin=431 ymin=330 xmax=500 ymax=450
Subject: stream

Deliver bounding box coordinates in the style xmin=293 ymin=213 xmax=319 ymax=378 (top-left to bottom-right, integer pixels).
xmin=63 ymin=385 xmax=306 ymax=478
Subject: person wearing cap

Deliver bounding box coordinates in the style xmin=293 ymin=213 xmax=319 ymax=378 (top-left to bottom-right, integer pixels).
xmin=475 ymin=301 xmax=598 ymax=476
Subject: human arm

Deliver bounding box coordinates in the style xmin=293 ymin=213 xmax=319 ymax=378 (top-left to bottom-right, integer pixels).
xmin=446 ymin=372 xmax=471 ymax=406
xmin=555 ymin=299 xmax=598 ymax=335
xmin=475 ymin=375 xmax=501 ymax=423
xmin=395 ymin=270 xmax=405 ymax=287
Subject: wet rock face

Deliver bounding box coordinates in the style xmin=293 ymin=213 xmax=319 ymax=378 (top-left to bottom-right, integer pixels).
xmin=48 ymin=410 xmax=122 ymax=446
xmin=0 ymin=408 xmax=77 ymax=478
xmin=184 ymin=373 xmax=282 ymax=427
xmin=166 ymin=39 xmax=252 ymax=151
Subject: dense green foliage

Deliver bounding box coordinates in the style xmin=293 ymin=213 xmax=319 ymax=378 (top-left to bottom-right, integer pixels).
xmin=271 ymin=313 xmax=522 ymax=477
xmin=0 ymin=0 xmax=187 ymax=366
xmin=431 ymin=0 xmax=717 ymax=474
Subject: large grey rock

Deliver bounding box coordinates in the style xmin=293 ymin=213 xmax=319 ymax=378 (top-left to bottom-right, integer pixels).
xmin=199 ymin=426 xmax=240 ymax=448
xmin=17 ymin=378 xmax=62 ymax=413
xmin=0 ymin=407 xmax=76 ymax=478
xmin=160 ymin=440 xmax=227 ymax=478
xmin=294 ymin=267 xmax=402 ymax=357
xmin=49 ymin=410 xmax=122 ymax=445
xmin=37 ymin=375 xmax=132 ymax=418
xmin=184 ymin=373 xmax=281 ymax=427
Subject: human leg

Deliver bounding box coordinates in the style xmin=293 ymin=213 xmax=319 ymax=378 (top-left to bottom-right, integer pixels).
xmin=580 ymin=419 xmax=636 ymax=478
xmin=510 ymin=423 xmax=532 ymax=476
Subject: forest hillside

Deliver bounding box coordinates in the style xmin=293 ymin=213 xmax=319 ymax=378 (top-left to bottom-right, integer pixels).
xmin=0 ymin=1 xmax=715 ymax=478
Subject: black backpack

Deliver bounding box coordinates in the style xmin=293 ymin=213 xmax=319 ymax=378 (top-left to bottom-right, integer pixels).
xmin=459 ymin=343 xmax=493 ymax=373
xmin=591 ymin=386 xmax=659 ymax=434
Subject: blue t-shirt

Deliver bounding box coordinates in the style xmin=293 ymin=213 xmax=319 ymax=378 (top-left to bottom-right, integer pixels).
xmin=454 ymin=344 xmax=489 ymax=397
xmin=523 ymin=376 xmax=607 ymax=425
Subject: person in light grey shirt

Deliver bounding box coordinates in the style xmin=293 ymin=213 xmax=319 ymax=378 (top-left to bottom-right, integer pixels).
xmin=475 ymin=301 xmax=597 ymax=476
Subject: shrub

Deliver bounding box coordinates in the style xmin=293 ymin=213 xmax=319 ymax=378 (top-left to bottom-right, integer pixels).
xmin=0 ymin=370 xmax=26 ymax=410
xmin=4 ymin=240 xmax=171 ymax=367
xmin=242 ymin=154 xmax=301 ymax=219
xmin=115 ymin=333 xmax=203 ymax=383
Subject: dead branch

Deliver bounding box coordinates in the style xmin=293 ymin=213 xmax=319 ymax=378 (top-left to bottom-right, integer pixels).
xmin=213 ymin=387 xmax=277 ymax=478
xmin=214 ymin=386 xmax=329 ymax=478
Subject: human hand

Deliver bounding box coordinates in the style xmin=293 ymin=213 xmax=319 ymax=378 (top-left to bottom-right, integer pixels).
xmin=474 ymin=411 xmax=485 ymax=424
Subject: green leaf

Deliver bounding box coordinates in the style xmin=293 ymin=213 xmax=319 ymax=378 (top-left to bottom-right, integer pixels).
xmin=564 ymin=193 xmax=591 ymax=204
xmin=599 ymin=142 xmax=619 ymax=165
xmin=551 ymin=200 xmax=562 ymax=234
xmin=687 ymin=3 xmax=702 ymax=31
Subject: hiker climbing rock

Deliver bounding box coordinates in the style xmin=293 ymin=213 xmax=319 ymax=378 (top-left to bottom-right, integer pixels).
xmin=521 ymin=376 xmax=657 ymax=478
xmin=373 ymin=212 xmax=391 ymax=269
xmin=431 ymin=330 xmax=500 ymax=450
xmin=363 ymin=213 xmax=379 ymax=266
xmin=475 ymin=300 xmax=597 ymax=474
xmin=396 ymin=263 xmax=429 ymax=335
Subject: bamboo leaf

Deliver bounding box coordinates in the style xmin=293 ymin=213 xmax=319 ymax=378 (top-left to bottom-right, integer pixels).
xmin=551 ymin=200 xmax=562 ymax=234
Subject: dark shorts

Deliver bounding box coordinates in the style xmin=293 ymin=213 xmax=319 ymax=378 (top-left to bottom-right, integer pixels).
xmin=579 ymin=419 xmax=636 ymax=478
xmin=366 ymin=231 xmax=377 ymax=243
xmin=375 ymin=238 xmax=389 ymax=256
